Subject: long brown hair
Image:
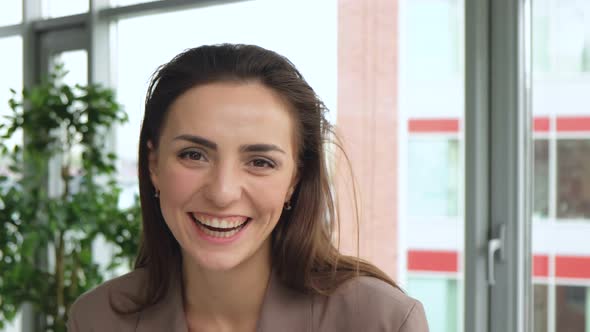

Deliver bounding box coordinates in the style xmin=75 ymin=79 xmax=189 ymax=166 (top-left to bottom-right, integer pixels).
xmin=131 ymin=44 xmax=398 ymax=311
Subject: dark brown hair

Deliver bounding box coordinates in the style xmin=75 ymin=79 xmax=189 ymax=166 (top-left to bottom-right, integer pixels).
xmin=131 ymin=44 xmax=397 ymax=311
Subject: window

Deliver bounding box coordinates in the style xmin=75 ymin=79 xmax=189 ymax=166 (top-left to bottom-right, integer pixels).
xmin=407 ymin=138 xmax=460 ymax=218
xmin=556 ymin=285 xmax=588 ymax=332
xmin=0 ymin=1 xmax=22 ymax=26
xmin=0 ymin=36 xmax=23 ymax=155
xmin=42 ymin=0 xmax=89 ymax=18
xmin=557 ymin=139 xmax=590 ymax=219
xmin=533 ymin=0 xmax=590 ymax=74
xmin=534 ymin=284 xmax=549 ymax=332
xmin=532 ymin=0 xmax=590 ymax=330
xmin=0 ymin=35 xmax=23 ymax=332
xmin=400 ymin=0 xmax=465 ymax=328
xmin=404 ymin=0 xmax=461 ymax=78
xmin=407 ymin=276 xmax=461 ymax=332
xmin=534 ymin=139 xmax=550 ymax=218
xmin=111 ymin=0 xmax=159 ymax=6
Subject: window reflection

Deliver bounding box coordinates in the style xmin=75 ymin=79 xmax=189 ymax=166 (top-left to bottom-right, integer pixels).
xmin=556 ymin=285 xmax=587 ymax=332
xmin=533 ymin=140 xmax=550 ymax=218
xmin=407 ymin=276 xmax=460 ymax=332
xmin=408 ymin=138 xmax=460 ymax=218
xmin=533 ymin=0 xmax=590 ymax=74
xmin=557 ymin=139 xmax=590 ymax=219
xmin=534 ymin=284 xmax=548 ymax=332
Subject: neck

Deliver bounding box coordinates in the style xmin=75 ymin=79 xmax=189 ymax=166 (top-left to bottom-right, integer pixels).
xmin=181 ymin=241 xmax=272 ymax=329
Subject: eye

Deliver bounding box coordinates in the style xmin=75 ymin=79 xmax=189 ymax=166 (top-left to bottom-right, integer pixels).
xmin=178 ymin=150 xmax=207 ymax=161
xmin=249 ymin=158 xmax=276 ymax=169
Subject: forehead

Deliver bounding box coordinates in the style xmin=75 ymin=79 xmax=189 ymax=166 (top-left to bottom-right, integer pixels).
xmin=161 ymin=82 xmax=297 ymax=152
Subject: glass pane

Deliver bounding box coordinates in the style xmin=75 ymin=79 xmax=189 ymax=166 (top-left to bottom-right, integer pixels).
xmin=50 ymin=50 xmax=88 ymax=173
xmin=43 ymin=0 xmax=88 ymax=18
xmin=557 ymin=139 xmax=590 ymax=219
xmin=556 ymin=286 xmax=587 ymax=332
xmin=0 ymin=0 xmax=22 ymax=26
xmin=52 ymin=50 xmax=88 ymax=86
xmin=401 ymin=0 xmax=464 ymax=330
xmin=533 ymin=0 xmax=590 ymax=330
xmin=408 ymin=276 xmax=460 ymax=332
xmin=533 ymin=0 xmax=590 ymax=74
xmin=534 ymin=139 xmax=550 ymax=218
xmin=0 ymin=35 xmax=23 ymax=332
xmin=534 ymin=284 xmax=548 ymax=332
xmin=112 ymin=0 xmax=159 ymax=7
xmin=0 ymin=36 xmax=23 ymax=157
xmin=408 ymin=138 xmax=459 ymax=217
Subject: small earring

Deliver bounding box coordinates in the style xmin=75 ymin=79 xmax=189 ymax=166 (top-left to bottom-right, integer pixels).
xmin=154 ymin=189 xmax=160 ymax=198
xmin=284 ymin=201 xmax=292 ymax=210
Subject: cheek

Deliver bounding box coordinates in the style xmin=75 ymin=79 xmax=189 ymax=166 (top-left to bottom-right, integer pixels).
xmin=248 ymin=175 xmax=292 ymax=220
xmin=158 ymin=162 xmax=200 ymax=207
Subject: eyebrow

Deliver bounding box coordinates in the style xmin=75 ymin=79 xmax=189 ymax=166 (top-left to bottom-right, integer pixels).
xmin=174 ymin=134 xmax=217 ymax=150
xmin=173 ymin=134 xmax=286 ymax=154
xmin=240 ymin=144 xmax=286 ymax=154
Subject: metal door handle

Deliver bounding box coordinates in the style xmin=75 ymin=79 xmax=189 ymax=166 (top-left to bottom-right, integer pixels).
xmin=488 ymin=224 xmax=505 ymax=286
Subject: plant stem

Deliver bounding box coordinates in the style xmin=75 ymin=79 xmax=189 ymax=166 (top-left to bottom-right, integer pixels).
xmin=55 ymin=231 xmax=65 ymax=328
xmin=68 ymin=249 xmax=80 ymax=309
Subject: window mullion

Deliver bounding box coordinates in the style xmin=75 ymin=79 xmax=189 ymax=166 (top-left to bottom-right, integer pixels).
xmin=488 ymin=0 xmax=533 ymax=331
xmin=464 ymin=0 xmax=491 ymax=330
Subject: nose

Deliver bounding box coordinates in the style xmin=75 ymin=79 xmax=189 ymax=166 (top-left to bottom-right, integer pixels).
xmin=203 ymin=162 xmax=242 ymax=208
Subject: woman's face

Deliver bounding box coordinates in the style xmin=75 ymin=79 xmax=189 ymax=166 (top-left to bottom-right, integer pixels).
xmin=149 ymin=82 xmax=298 ymax=272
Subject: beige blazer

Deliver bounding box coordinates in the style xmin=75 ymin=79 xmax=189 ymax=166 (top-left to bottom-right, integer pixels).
xmin=67 ymin=268 xmax=429 ymax=331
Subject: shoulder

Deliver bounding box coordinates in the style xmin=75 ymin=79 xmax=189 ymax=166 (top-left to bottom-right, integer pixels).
xmin=67 ymin=268 xmax=147 ymax=331
xmin=315 ymin=276 xmax=429 ymax=332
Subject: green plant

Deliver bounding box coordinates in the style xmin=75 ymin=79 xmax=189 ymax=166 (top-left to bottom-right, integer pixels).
xmin=0 ymin=64 xmax=141 ymax=332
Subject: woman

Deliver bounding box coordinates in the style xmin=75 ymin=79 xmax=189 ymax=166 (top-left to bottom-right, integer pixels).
xmin=67 ymin=44 xmax=429 ymax=332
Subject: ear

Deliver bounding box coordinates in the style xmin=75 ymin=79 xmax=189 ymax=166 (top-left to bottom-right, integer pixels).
xmin=147 ymin=140 xmax=159 ymax=190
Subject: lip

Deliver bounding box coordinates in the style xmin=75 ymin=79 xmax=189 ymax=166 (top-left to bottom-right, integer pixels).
xmin=187 ymin=213 xmax=251 ymax=245
xmin=190 ymin=211 xmax=250 ymax=219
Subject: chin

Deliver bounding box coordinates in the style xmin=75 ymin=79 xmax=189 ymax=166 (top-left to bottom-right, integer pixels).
xmin=186 ymin=250 xmax=246 ymax=272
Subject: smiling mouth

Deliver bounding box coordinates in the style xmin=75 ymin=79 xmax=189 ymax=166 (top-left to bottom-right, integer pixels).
xmin=188 ymin=213 xmax=251 ymax=237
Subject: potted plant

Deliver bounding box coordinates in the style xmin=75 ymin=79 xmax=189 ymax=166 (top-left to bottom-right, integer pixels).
xmin=0 ymin=64 xmax=141 ymax=332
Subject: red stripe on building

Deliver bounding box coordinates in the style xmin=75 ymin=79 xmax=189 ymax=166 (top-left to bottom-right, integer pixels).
xmin=408 ymin=119 xmax=459 ymax=133
xmin=406 ymin=251 xmax=567 ymax=278
xmin=555 ymin=256 xmax=590 ymax=279
xmin=408 ymin=116 xmax=590 ymax=133
xmin=556 ymin=117 xmax=590 ymax=132
xmin=533 ymin=255 xmax=549 ymax=277
xmin=407 ymin=250 xmax=458 ymax=272
xmin=533 ymin=117 xmax=550 ymax=132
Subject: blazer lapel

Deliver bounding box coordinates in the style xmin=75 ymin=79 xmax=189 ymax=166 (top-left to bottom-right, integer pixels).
xmin=134 ymin=270 xmax=312 ymax=332
xmin=135 ymin=275 xmax=188 ymax=332
xmin=256 ymin=272 xmax=313 ymax=332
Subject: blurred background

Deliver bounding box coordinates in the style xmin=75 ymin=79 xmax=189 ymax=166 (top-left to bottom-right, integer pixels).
xmin=1 ymin=0 xmax=589 ymax=331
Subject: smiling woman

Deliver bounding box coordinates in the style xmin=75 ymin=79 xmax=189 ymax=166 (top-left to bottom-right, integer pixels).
xmin=66 ymin=44 xmax=429 ymax=332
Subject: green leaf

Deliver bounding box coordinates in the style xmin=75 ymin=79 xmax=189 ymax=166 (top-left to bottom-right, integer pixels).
xmin=0 ymin=62 xmax=136 ymax=328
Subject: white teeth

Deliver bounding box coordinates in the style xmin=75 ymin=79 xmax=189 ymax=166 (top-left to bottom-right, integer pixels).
xmin=191 ymin=213 xmax=248 ymax=229
xmin=196 ymin=222 xmax=242 ymax=238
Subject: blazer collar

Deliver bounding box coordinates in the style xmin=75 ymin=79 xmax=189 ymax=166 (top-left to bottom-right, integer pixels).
xmin=135 ymin=274 xmax=187 ymax=331
xmin=135 ymin=270 xmax=312 ymax=332
xmin=256 ymin=271 xmax=313 ymax=332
